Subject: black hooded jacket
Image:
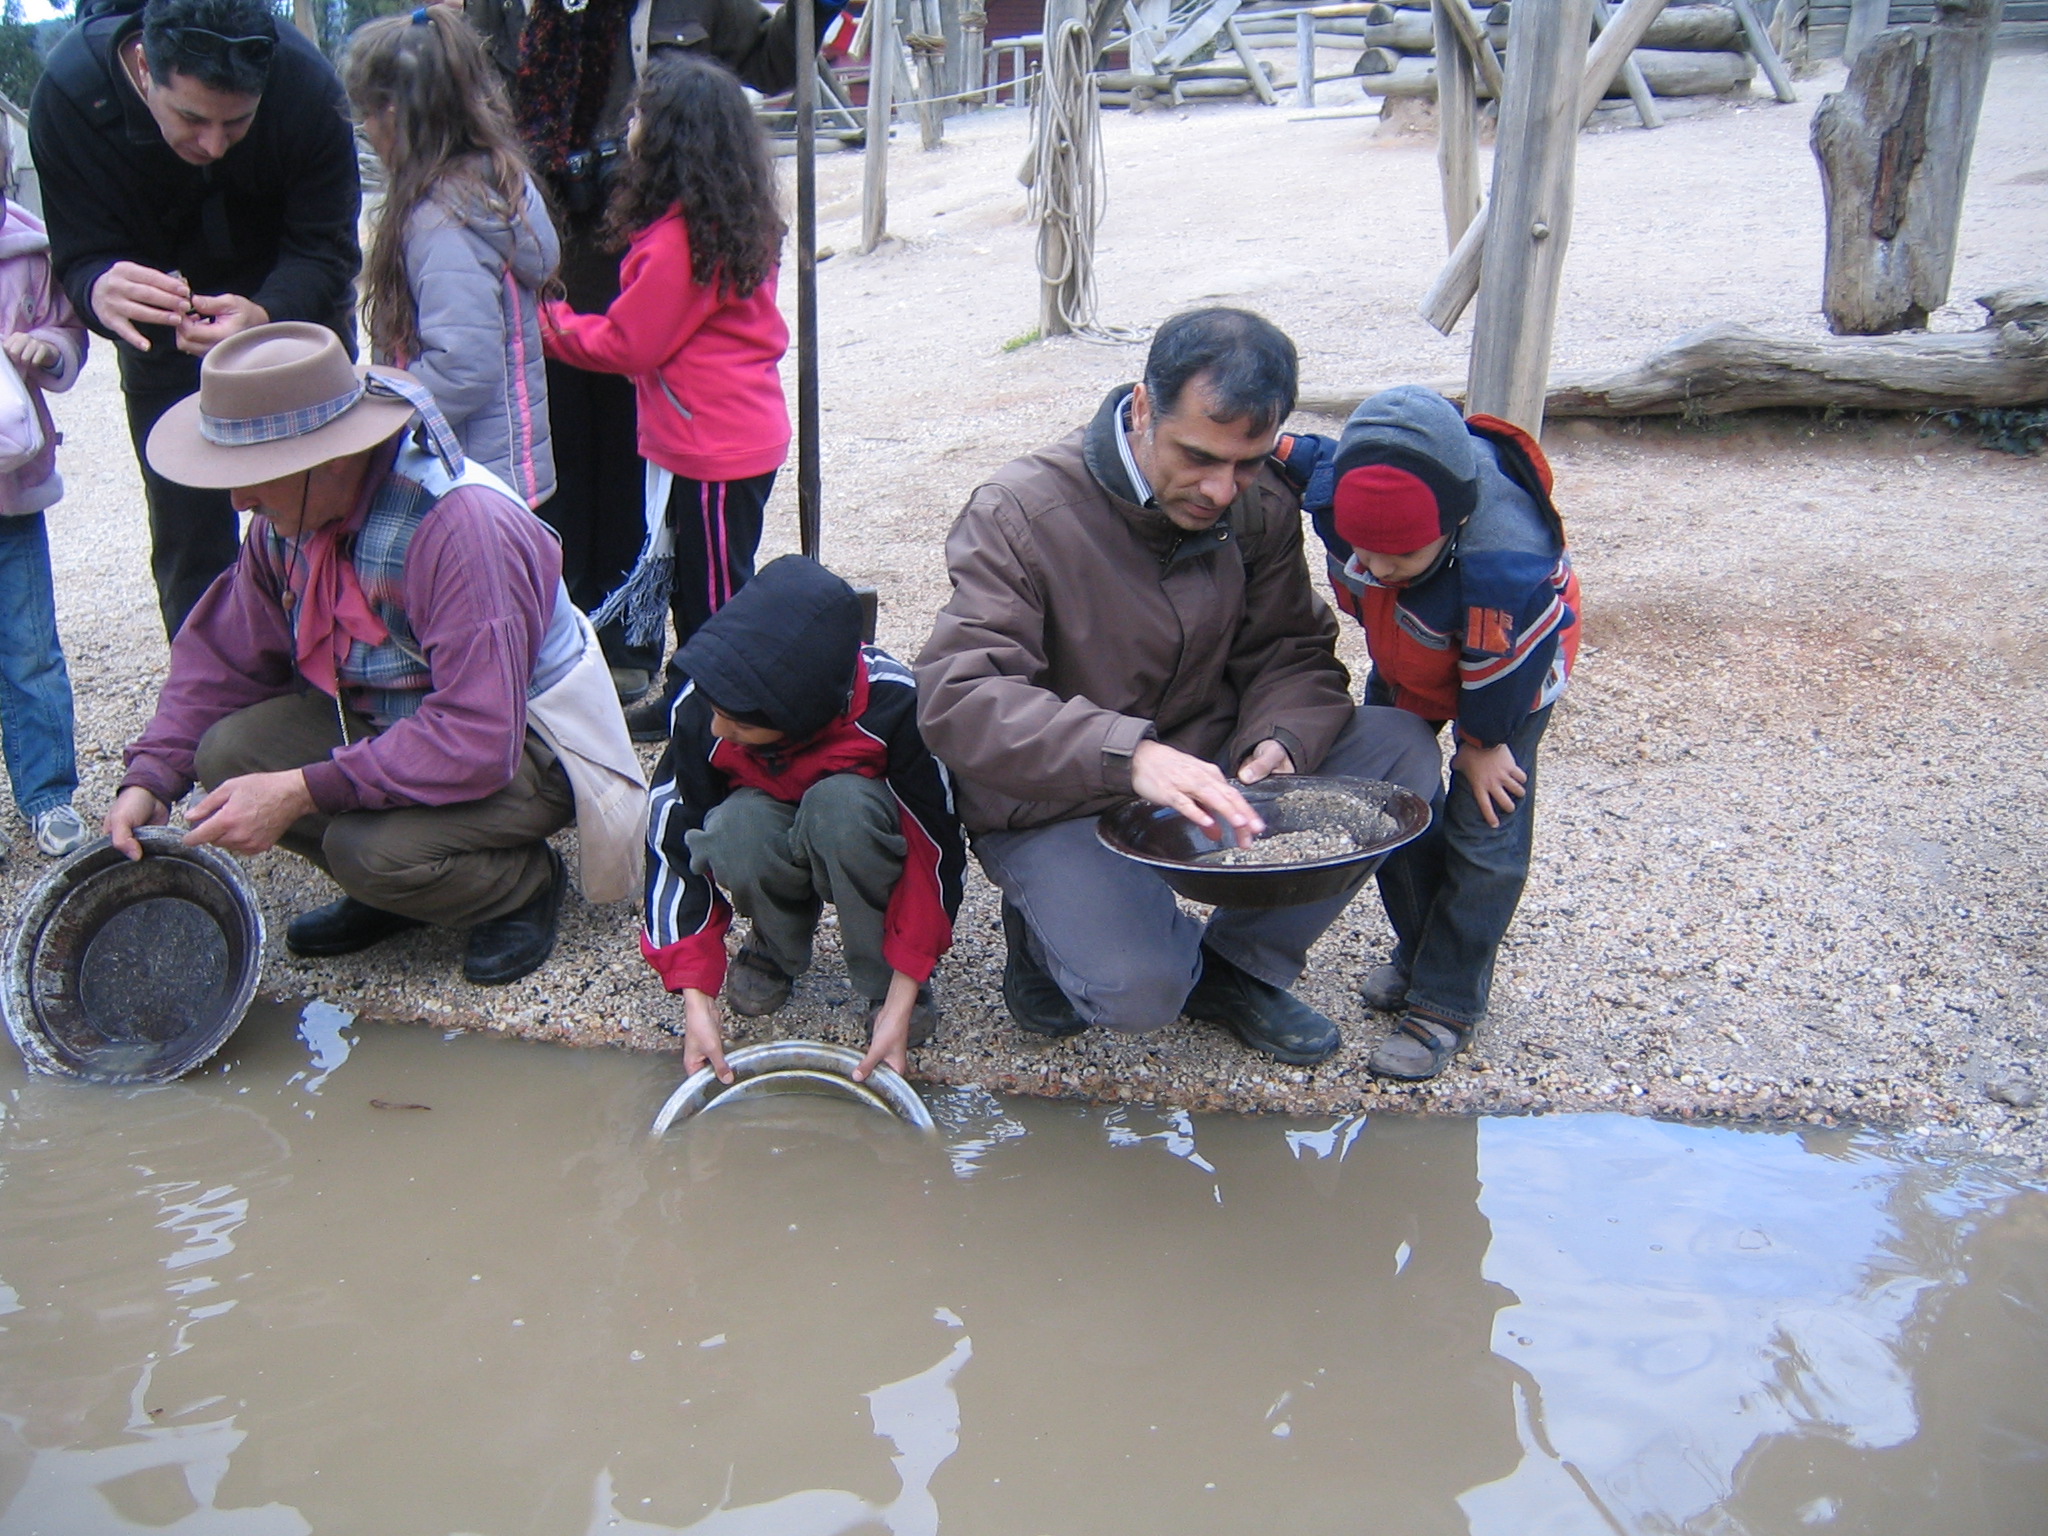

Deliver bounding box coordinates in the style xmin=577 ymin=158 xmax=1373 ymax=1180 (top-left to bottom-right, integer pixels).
xmin=642 ymin=556 xmax=965 ymax=996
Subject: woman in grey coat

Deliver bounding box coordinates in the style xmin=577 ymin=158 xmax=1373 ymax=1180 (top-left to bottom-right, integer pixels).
xmin=347 ymin=8 xmax=558 ymax=508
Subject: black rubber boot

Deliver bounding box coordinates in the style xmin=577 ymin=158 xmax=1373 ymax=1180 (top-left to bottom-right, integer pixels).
xmin=999 ymin=902 xmax=1086 ymax=1038
xmin=1183 ymin=947 xmax=1340 ymax=1065
xmin=463 ymin=848 xmax=566 ymax=986
xmin=286 ymin=896 xmax=426 ymax=958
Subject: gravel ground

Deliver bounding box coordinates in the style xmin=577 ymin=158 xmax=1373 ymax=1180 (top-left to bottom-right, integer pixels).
xmin=9 ymin=57 xmax=2046 ymax=1162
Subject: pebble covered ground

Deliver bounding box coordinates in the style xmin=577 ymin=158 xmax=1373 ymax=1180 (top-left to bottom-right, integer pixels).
xmin=7 ymin=59 xmax=2044 ymax=1163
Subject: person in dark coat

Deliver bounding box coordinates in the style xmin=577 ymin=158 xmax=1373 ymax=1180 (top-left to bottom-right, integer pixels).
xmin=30 ymin=0 xmax=360 ymax=639
xmin=462 ymin=0 xmax=840 ymax=707
xmin=642 ymin=555 xmax=965 ymax=1086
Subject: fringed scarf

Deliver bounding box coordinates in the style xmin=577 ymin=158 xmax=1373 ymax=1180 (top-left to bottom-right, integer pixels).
xmin=513 ymin=0 xmax=635 ymax=173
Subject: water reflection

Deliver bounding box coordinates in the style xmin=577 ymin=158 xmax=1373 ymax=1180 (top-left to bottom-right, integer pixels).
xmin=0 ymin=1013 xmax=2041 ymax=1534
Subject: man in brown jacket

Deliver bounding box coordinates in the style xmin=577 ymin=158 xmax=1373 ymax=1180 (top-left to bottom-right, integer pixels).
xmin=915 ymin=309 xmax=1441 ymax=1064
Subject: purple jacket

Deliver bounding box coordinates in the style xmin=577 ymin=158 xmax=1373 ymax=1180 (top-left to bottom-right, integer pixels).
xmin=0 ymin=203 xmax=87 ymax=517
xmin=122 ymin=464 xmax=564 ymax=814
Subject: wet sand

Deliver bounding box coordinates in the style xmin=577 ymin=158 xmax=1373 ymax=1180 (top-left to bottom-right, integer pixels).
xmin=6 ymin=58 xmax=2046 ymax=1162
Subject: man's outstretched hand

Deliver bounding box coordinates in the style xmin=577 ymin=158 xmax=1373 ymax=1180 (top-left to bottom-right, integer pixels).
xmin=182 ymin=770 xmax=314 ymax=855
xmin=1130 ymin=739 xmax=1264 ymax=847
xmin=105 ymin=785 xmax=169 ymax=860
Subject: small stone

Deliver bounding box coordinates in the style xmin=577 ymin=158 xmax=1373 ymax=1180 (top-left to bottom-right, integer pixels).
xmin=1988 ymin=1080 xmax=2039 ymax=1110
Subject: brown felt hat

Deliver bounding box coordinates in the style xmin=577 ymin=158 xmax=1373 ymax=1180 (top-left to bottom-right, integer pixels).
xmin=145 ymin=322 xmax=418 ymax=489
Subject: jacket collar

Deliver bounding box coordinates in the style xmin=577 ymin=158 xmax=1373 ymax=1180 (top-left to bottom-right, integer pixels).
xmin=1081 ymin=384 xmax=1234 ymax=567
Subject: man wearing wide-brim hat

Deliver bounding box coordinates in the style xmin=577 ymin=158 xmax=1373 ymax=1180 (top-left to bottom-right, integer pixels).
xmin=107 ymin=322 xmax=648 ymax=984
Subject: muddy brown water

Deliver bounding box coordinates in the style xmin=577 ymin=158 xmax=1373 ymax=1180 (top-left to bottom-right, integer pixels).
xmin=2 ymin=1004 xmax=2044 ymax=1535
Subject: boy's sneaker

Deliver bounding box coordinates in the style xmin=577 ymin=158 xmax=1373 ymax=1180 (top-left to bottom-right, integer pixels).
xmin=1360 ymin=962 xmax=1410 ymax=1012
xmin=1367 ymin=1008 xmax=1473 ymax=1081
xmin=725 ymin=941 xmax=794 ymax=1017
xmin=867 ymin=985 xmax=939 ymax=1050
xmin=32 ymin=805 xmax=89 ymax=858
xmin=625 ymin=694 xmax=676 ymax=743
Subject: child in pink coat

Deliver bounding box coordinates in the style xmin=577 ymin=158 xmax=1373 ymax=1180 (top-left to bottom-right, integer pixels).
xmin=0 ymin=186 xmax=88 ymax=858
xmin=540 ymin=52 xmax=790 ymax=741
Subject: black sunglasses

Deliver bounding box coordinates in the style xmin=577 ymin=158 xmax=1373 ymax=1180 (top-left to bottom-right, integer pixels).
xmin=176 ymin=26 xmax=276 ymax=71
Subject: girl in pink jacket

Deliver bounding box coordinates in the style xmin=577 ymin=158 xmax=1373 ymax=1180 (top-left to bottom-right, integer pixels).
xmin=0 ymin=185 xmax=88 ymax=858
xmin=541 ymin=52 xmax=790 ymax=739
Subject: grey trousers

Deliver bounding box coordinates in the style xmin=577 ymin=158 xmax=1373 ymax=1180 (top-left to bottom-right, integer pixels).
xmin=975 ymin=705 xmax=1444 ymax=1032
xmin=685 ymin=775 xmax=906 ymax=1000
xmin=194 ymin=691 xmax=575 ymax=928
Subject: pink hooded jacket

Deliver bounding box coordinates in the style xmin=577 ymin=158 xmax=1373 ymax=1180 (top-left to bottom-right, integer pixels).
xmin=0 ymin=202 xmax=86 ymax=516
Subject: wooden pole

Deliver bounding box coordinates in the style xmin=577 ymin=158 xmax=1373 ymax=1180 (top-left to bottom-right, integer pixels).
xmin=1224 ymin=17 xmax=1279 ymax=103
xmin=1431 ymin=0 xmax=1481 ymax=247
xmin=795 ymin=0 xmax=822 ymax=559
xmin=1842 ymin=0 xmax=1888 ymax=64
xmin=1465 ymin=0 xmax=1593 ymax=432
xmin=1419 ymin=0 xmax=1669 ymax=335
xmin=1590 ymin=1 xmax=1663 ymax=128
xmin=1730 ymin=0 xmax=1797 ymax=102
xmin=911 ymin=0 xmax=946 ymax=148
xmin=1813 ymin=0 xmax=2002 ymax=334
xmin=291 ymin=0 xmax=318 ymax=42
xmin=1296 ymin=9 xmax=1317 ymax=105
xmin=860 ymin=0 xmax=895 ymax=254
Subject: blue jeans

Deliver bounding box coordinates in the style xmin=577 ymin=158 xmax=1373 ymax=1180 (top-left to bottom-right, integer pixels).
xmin=0 ymin=513 xmax=77 ymax=820
xmin=1374 ymin=703 xmax=1550 ymax=1027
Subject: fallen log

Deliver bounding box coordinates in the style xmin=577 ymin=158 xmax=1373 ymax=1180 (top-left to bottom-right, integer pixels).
xmin=1302 ymin=289 xmax=2048 ymax=418
xmin=1354 ymin=44 xmax=1405 ymax=71
xmin=1176 ymin=74 xmax=1258 ymax=92
xmin=1490 ymin=0 xmax=1740 ymax=47
xmin=1357 ymin=46 xmax=1750 ymax=98
xmin=1359 ymin=11 xmax=1436 ymax=45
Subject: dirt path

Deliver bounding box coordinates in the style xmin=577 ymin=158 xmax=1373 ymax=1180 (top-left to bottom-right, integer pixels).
xmin=15 ymin=57 xmax=2047 ymax=1162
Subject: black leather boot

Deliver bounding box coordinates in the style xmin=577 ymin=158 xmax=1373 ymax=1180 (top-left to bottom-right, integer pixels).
xmin=286 ymin=896 xmax=426 ymax=958
xmin=1183 ymin=948 xmax=1341 ymax=1065
xmin=464 ymin=848 xmax=566 ymax=986
xmin=999 ymin=902 xmax=1086 ymax=1038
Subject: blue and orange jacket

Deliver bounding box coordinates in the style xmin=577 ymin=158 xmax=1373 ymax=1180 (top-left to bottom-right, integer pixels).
xmin=1282 ymin=387 xmax=1582 ymax=748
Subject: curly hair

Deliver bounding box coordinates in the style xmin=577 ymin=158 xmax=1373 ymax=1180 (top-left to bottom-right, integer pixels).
xmin=344 ymin=8 xmax=542 ymax=363
xmin=604 ymin=53 xmax=785 ymax=299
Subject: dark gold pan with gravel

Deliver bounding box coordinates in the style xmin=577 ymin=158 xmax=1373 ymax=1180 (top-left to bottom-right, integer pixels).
xmin=1096 ymin=776 xmax=1433 ymax=910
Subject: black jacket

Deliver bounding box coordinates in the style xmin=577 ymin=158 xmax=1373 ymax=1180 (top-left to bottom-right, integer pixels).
xmin=29 ymin=9 xmax=360 ymax=392
xmin=644 ymin=557 xmax=966 ymax=995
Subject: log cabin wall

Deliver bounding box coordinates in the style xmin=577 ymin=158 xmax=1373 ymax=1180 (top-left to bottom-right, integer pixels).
xmin=1802 ymin=2 xmax=2048 ymax=55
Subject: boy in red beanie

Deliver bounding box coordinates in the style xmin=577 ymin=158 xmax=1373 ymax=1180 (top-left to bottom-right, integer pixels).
xmin=1289 ymin=386 xmax=1581 ymax=1080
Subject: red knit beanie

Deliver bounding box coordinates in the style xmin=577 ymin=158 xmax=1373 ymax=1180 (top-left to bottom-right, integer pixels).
xmin=1332 ymin=465 xmax=1444 ymax=555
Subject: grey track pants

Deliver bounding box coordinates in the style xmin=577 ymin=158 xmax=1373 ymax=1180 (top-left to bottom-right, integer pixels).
xmin=975 ymin=705 xmax=1444 ymax=1032
xmin=685 ymin=775 xmax=906 ymax=1001
xmin=195 ymin=691 xmax=574 ymax=928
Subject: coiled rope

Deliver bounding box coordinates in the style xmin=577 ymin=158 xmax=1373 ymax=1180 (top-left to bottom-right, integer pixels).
xmin=1028 ymin=17 xmax=1144 ymax=343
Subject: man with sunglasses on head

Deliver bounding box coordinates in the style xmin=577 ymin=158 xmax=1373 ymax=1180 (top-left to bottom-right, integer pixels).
xmin=31 ymin=0 xmax=360 ymax=641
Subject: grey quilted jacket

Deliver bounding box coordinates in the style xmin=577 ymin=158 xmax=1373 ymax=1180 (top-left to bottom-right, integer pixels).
xmin=400 ymin=175 xmax=559 ymax=507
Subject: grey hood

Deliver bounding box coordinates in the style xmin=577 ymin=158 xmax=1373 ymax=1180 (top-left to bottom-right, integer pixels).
xmin=1331 ymin=385 xmax=1480 ymax=532
xmin=417 ymin=175 xmax=559 ymax=289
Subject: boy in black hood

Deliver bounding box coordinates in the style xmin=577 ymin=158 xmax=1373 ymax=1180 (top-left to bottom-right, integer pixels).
xmin=641 ymin=556 xmax=965 ymax=1082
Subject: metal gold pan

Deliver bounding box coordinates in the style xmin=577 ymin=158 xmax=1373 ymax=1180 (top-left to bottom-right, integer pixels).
xmin=651 ymin=1039 xmax=936 ymax=1134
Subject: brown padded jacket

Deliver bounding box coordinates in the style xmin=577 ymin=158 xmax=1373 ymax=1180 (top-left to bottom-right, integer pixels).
xmin=915 ymin=386 xmax=1355 ymax=836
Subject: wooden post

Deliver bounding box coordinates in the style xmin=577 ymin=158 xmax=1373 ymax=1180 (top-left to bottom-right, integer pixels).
xmin=1773 ymin=0 xmax=1809 ymax=72
xmin=1465 ymin=0 xmax=1593 ymax=432
xmin=1432 ymin=0 xmax=1481 ymax=246
xmin=1296 ymin=10 xmax=1317 ymax=105
xmin=795 ymin=0 xmax=822 ymax=559
xmin=1842 ymin=0 xmax=1888 ymax=63
xmin=1222 ymin=18 xmax=1277 ymax=103
xmin=291 ymin=0 xmax=318 ymax=42
xmin=860 ymin=0 xmax=896 ymax=253
xmin=910 ymin=0 xmax=947 ymax=148
xmin=1591 ymin=0 xmax=1664 ymax=128
xmin=1434 ymin=0 xmax=1506 ymax=97
xmin=1813 ymin=0 xmax=2002 ymax=335
xmin=1730 ymin=0 xmax=1797 ymax=101
xmin=960 ymin=0 xmax=987 ymax=106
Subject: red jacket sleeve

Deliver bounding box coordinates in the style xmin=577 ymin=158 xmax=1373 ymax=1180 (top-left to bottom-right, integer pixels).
xmin=539 ymin=212 xmax=721 ymax=377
